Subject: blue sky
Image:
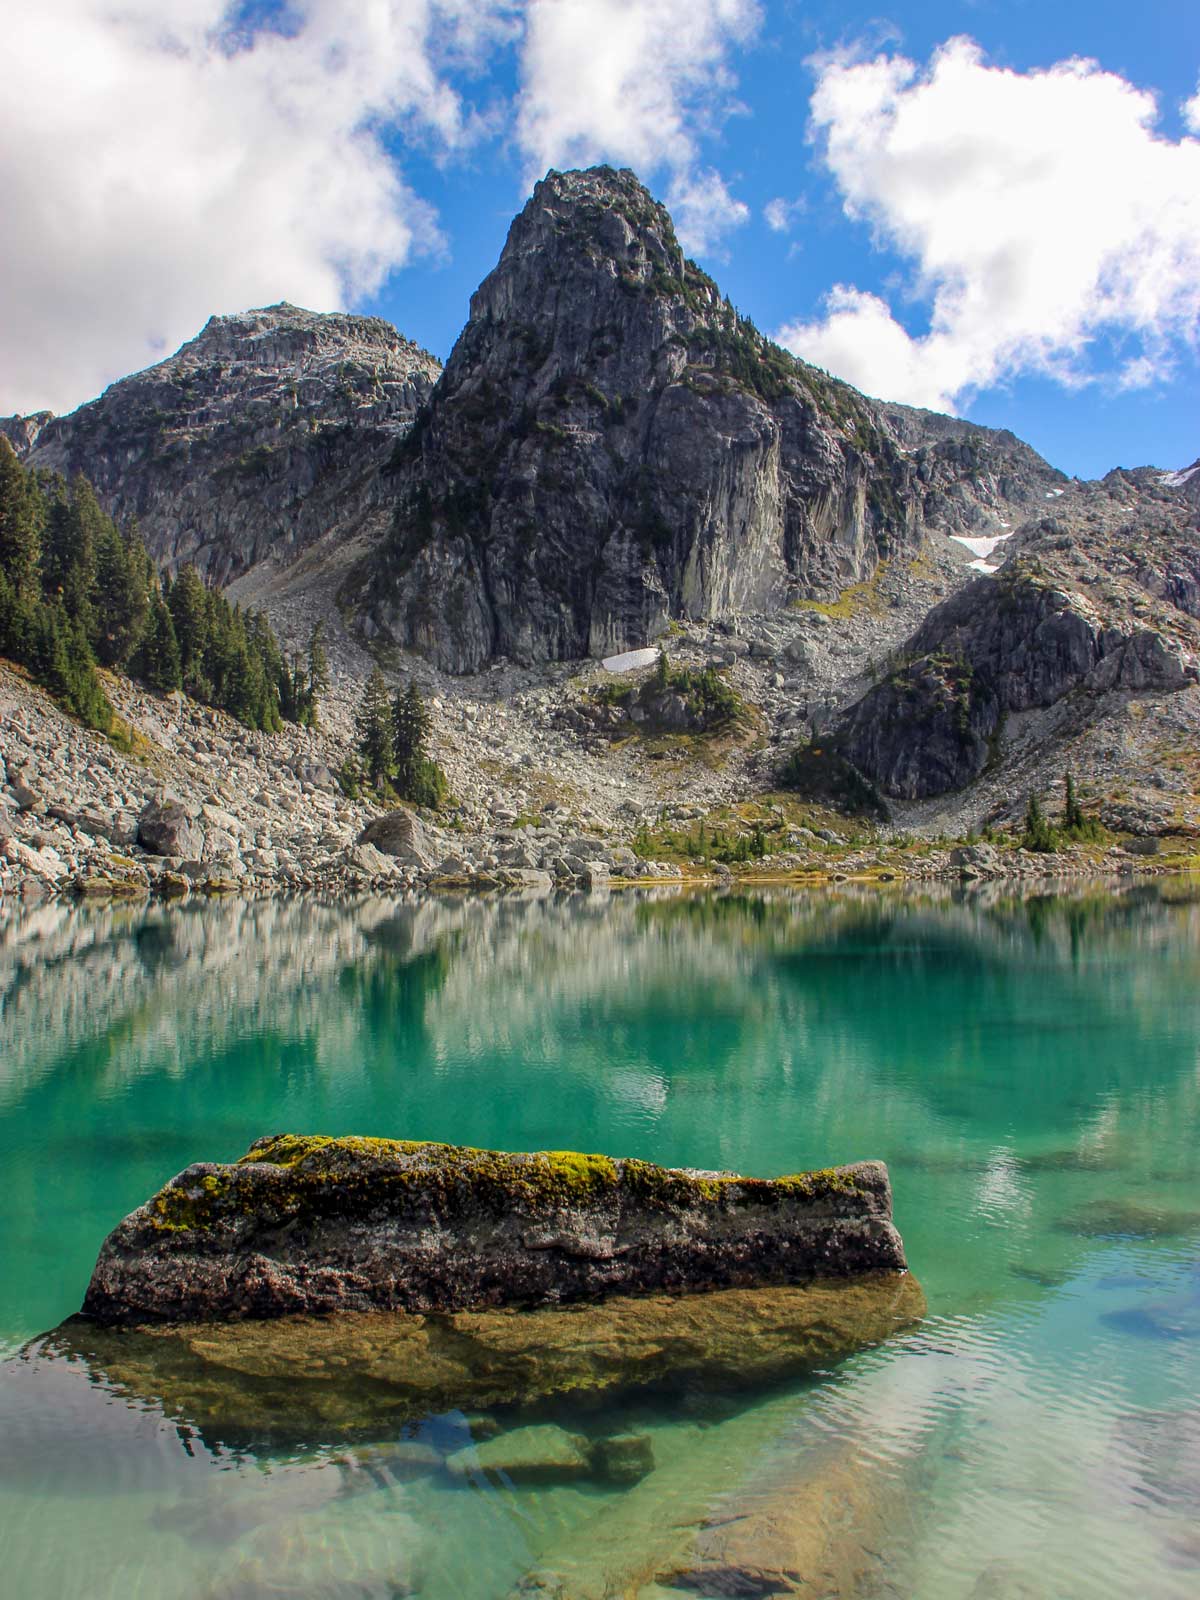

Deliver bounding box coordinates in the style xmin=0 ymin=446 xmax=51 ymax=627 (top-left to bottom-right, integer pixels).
xmin=4 ymin=2 xmax=1198 ymax=479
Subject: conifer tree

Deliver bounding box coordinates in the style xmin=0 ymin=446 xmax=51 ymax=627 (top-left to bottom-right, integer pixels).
xmin=305 ymin=622 xmax=330 ymax=728
xmin=356 ymin=668 xmax=395 ymax=791
xmin=1063 ymin=771 xmax=1083 ymax=832
xmin=92 ymin=517 xmax=150 ymax=668
xmin=137 ymin=586 xmax=183 ymax=691
xmin=41 ymin=477 xmax=99 ymax=635
xmin=392 ymin=680 xmax=431 ymax=789
xmin=0 ymin=437 xmax=42 ymax=598
xmin=168 ymin=564 xmax=211 ymax=696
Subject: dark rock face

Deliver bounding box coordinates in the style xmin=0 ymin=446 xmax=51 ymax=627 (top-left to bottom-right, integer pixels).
xmin=0 ymin=411 xmax=53 ymax=455
xmin=878 ymin=402 xmax=1067 ymax=535
xmin=137 ymin=795 xmax=204 ymax=858
xmin=835 ymin=485 xmax=1200 ymax=799
xmin=17 ymin=304 xmax=440 ymax=584
xmin=351 ymin=167 xmax=928 ymax=673
xmin=81 ymin=1133 xmax=908 ymax=1324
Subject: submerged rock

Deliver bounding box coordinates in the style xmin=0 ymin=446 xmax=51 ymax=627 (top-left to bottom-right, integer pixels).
xmin=1056 ymin=1198 xmax=1200 ymax=1238
xmin=446 ymin=1424 xmax=592 ymax=1485
xmin=44 ymin=1275 xmax=924 ymax=1448
xmin=81 ymin=1134 xmax=908 ymax=1324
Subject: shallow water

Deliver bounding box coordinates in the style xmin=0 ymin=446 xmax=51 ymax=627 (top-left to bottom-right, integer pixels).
xmin=1 ymin=883 xmax=1198 ymax=1597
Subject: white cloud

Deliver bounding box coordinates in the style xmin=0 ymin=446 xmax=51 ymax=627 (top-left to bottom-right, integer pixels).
xmin=667 ymin=169 xmax=750 ymax=255
xmin=779 ymin=38 xmax=1200 ymax=412
xmin=1 ymin=0 xmax=515 ymax=416
xmin=1185 ymin=81 xmax=1200 ymax=134
xmin=516 ymin=0 xmax=759 ymax=254
xmin=763 ymin=196 xmax=804 ymax=233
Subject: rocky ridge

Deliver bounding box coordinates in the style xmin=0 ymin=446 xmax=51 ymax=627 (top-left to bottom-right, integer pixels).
xmin=835 ymin=472 xmax=1200 ymax=811
xmin=0 ymin=167 xmax=1197 ymax=868
xmin=6 ymin=303 xmax=440 ymax=584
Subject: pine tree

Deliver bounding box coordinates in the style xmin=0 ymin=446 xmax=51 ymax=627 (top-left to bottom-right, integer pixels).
xmin=41 ymin=477 xmax=99 ymax=636
xmin=1023 ymin=792 xmax=1057 ymax=853
xmin=357 ymin=668 xmax=395 ymax=791
xmin=137 ymin=586 xmax=182 ymax=691
xmin=392 ymin=680 xmax=430 ymax=783
xmin=305 ymin=622 xmax=330 ymax=727
xmin=168 ymin=564 xmax=211 ymax=695
xmin=0 ymin=437 xmax=42 ymax=599
xmin=1063 ymin=771 xmax=1083 ymax=832
xmin=92 ymin=516 xmax=149 ymax=668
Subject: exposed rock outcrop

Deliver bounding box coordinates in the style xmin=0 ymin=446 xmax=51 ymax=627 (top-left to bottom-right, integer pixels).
xmin=82 ymin=1133 xmax=907 ymax=1324
xmin=12 ymin=303 xmax=440 ymax=584
xmin=350 ymin=166 xmax=931 ymax=672
xmin=833 ymin=480 xmax=1200 ymax=798
xmin=357 ymin=806 xmax=437 ymax=866
xmin=878 ymin=402 xmax=1067 ymax=536
xmin=137 ymin=794 xmax=205 ymax=858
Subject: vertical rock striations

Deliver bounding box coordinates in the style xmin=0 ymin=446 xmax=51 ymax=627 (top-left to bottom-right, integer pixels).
xmin=351 ymin=167 xmax=925 ymax=672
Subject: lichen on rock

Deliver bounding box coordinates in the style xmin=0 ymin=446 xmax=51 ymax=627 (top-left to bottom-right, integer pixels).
xmin=81 ymin=1134 xmax=908 ymax=1324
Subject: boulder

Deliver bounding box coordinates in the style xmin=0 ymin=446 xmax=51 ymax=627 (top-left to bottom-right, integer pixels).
xmin=81 ymin=1134 xmax=909 ymax=1325
xmin=138 ymin=796 xmax=204 ymax=858
xmin=446 ymin=1425 xmax=591 ymax=1485
xmin=591 ymin=1433 xmax=655 ymax=1486
xmin=358 ymin=807 xmax=436 ymax=867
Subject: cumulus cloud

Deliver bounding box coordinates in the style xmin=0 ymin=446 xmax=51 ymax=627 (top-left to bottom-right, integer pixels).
xmin=779 ymin=38 xmax=1200 ymax=412
xmin=1185 ymin=82 xmax=1200 ymax=135
xmin=666 ymin=170 xmax=750 ymax=255
xmin=515 ymin=0 xmax=759 ymax=254
xmin=1 ymin=0 xmax=515 ymax=416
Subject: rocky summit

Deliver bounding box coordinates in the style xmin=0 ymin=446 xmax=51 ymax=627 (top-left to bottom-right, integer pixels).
xmin=348 ymin=167 xmax=1063 ymax=672
xmin=5 ymin=303 xmax=440 ymax=584
xmin=81 ymin=1133 xmax=906 ymax=1323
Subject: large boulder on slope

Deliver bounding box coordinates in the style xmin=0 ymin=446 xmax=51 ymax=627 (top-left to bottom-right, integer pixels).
xmin=357 ymin=806 xmax=436 ymax=866
xmin=137 ymin=795 xmax=204 ymax=858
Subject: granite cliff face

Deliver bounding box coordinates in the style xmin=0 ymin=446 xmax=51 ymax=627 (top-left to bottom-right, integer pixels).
xmin=835 ymin=473 xmax=1200 ymax=799
xmin=7 ymin=304 xmax=440 ymax=584
xmin=349 ymin=167 xmax=933 ymax=673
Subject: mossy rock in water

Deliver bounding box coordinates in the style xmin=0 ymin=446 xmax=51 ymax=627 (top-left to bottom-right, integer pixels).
xmin=81 ymin=1135 xmax=907 ymax=1324
xmin=42 ymin=1275 xmax=925 ymax=1450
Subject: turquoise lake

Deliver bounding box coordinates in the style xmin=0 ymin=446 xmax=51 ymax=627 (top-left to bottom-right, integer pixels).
xmin=1 ymin=883 xmax=1198 ymax=1597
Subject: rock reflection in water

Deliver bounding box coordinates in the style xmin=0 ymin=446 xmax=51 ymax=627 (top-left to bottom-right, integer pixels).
xmin=36 ymin=1273 xmax=924 ymax=1452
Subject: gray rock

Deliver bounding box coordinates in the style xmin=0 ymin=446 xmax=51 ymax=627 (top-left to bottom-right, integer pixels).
xmin=81 ymin=1136 xmax=908 ymax=1324
xmin=446 ymin=1425 xmax=591 ymax=1485
xmin=17 ymin=304 xmax=440 ymax=586
xmin=351 ymin=166 xmax=935 ymax=674
xmin=358 ymin=807 xmax=436 ymax=867
xmin=138 ymin=796 xmax=204 ymax=858
xmin=10 ymin=778 xmax=44 ymax=814
xmin=590 ymin=1433 xmax=655 ymax=1486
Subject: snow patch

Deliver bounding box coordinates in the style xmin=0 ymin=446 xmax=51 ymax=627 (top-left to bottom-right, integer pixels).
xmin=950 ymin=532 xmax=1013 ymax=561
xmin=600 ymin=647 xmax=660 ymax=674
xmin=968 ymin=558 xmax=999 ymax=576
xmin=1161 ymin=463 xmax=1200 ymax=487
